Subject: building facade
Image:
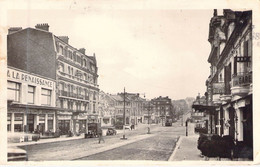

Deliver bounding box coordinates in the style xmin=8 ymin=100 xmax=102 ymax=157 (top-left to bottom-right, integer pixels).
xmin=7 ymin=23 xmax=99 ymax=135
xmin=7 ymin=67 xmax=57 ymax=133
xmin=193 ymin=10 xmax=252 ymax=149
xmin=98 ymin=91 xmax=116 ymax=127
xmin=151 ymin=96 xmax=173 ymax=125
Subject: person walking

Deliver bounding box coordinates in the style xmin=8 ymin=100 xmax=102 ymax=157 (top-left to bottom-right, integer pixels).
xmin=98 ymin=130 xmax=105 ymax=144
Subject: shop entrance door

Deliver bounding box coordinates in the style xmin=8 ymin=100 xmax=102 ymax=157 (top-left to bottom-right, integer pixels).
xmin=243 ymin=105 xmax=253 ymax=147
xmin=27 ymin=114 xmax=34 ymax=132
xmin=58 ymin=120 xmax=70 ymax=135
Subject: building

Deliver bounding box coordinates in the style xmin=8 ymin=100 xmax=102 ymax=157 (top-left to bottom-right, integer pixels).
xmin=98 ymin=91 xmax=116 ymax=127
xmin=7 ymin=23 xmax=99 ymax=135
xmin=193 ymin=9 xmax=252 ymax=150
xmin=110 ymin=94 xmax=131 ymax=125
xmin=151 ymin=96 xmax=173 ymax=125
xmin=7 ymin=67 xmax=57 ymax=133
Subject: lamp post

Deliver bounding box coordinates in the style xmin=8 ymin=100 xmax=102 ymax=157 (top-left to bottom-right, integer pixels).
xmin=147 ymin=102 xmax=151 ymax=134
xmin=121 ymin=87 xmax=127 ymax=140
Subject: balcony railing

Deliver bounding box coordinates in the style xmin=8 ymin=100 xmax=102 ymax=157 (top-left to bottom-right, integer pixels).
xmin=231 ymin=72 xmax=252 ymax=87
xmin=59 ymin=91 xmax=91 ymax=100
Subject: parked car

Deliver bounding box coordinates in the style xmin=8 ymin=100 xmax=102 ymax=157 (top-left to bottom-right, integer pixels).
xmin=106 ymin=128 xmax=117 ymax=136
xmin=8 ymin=146 xmax=27 ymax=161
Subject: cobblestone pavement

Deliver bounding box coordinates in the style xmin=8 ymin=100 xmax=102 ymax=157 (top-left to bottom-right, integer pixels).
xmin=19 ymin=123 xmax=185 ymax=161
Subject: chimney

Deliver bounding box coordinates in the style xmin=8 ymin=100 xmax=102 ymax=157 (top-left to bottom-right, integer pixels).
xmin=58 ymin=36 xmax=69 ymax=44
xmin=8 ymin=27 xmax=22 ymax=34
xmin=35 ymin=23 xmax=49 ymax=31
xmin=79 ymin=48 xmax=86 ymax=54
xmin=214 ymin=9 xmax=217 ymax=17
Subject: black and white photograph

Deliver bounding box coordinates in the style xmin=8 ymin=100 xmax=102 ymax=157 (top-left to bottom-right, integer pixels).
xmin=0 ymin=0 xmax=259 ymax=165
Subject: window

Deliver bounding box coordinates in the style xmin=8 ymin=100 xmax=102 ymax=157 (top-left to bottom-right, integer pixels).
xmin=27 ymin=85 xmax=35 ymax=104
xmin=7 ymin=81 xmax=20 ymax=102
xmin=41 ymin=88 xmax=51 ymax=106
xmin=68 ymin=51 xmax=73 ymax=59
xmin=83 ymin=59 xmax=87 ymax=67
xmin=60 ymin=99 xmax=64 ymax=108
xmin=244 ymin=41 xmax=249 ymax=57
xmin=60 ymin=46 xmax=64 ymax=54
xmin=73 ymin=53 xmax=77 ymax=61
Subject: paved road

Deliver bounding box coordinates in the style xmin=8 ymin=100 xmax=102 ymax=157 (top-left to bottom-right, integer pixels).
xmin=20 ymin=122 xmax=185 ymax=161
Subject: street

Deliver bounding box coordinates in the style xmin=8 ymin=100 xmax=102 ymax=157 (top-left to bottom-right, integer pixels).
xmin=20 ymin=122 xmax=185 ymax=161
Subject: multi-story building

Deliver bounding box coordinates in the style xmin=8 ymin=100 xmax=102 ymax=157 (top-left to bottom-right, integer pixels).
xmin=151 ymin=96 xmax=173 ymax=125
xmin=7 ymin=23 xmax=99 ymax=135
xmin=98 ymin=91 xmax=116 ymax=127
xmin=110 ymin=94 xmax=131 ymax=125
xmin=193 ymin=10 xmax=252 ymax=150
xmin=109 ymin=92 xmax=146 ymax=125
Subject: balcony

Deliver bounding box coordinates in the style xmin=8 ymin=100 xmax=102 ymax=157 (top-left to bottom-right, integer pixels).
xmin=231 ymin=72 xmax=252 ymax=96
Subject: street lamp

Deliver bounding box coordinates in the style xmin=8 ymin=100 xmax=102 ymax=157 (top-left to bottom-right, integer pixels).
xmin=121 ymin=87 xmax=127 ymax=140
xmin=147 ymin=102 xmax=151 ymax=134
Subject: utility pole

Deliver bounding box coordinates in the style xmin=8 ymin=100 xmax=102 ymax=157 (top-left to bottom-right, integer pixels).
xmin=147 ymin=101 xmax=151 ymax=134
xmin=121 ymin=87 xmax=127 ymax=140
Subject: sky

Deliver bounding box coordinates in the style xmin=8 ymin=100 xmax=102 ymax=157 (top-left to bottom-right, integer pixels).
xmin=6 ymin=1 xmax=214 ymax=100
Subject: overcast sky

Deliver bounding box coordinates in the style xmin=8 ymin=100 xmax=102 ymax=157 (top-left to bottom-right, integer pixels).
xmin=7 ymin=1 xmax=214 ymax=100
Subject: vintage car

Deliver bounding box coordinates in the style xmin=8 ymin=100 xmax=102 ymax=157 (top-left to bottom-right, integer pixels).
xmin=106 ymin=128 xmax=117 ymax=136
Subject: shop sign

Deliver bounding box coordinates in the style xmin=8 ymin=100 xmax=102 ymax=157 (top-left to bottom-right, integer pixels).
xmin=7 ymin=68 xmax=54 ymax=89
xmin=235 ymin=56 xmax=251 ymax=62
xmin=212 ymin=82 xmax=225 ymax=94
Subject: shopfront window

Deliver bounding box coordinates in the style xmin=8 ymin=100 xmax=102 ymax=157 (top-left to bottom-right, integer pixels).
xmin=7 ymin=81 xmax=21 ymax=102
xmin=27 ymin=85 xmax=35 ymax=104
xmin=41 ymin=88 xmax=51 ymax=106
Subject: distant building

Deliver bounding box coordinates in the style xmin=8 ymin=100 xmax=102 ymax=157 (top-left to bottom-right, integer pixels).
xmin=98 ymin=91 xmax=116 ymax=127
xmin=151 ymin=96 xmax=173 ymax=125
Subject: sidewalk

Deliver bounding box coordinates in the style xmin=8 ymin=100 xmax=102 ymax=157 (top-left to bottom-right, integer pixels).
xmin=168 ymin=134 xmax=203 ymax=161
xmin=9 ymin=135 xmax=85 ymax=147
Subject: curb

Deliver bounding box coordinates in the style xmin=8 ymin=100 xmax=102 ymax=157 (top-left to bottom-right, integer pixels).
xmin=168 ymin=136 xmax=183 ymax=161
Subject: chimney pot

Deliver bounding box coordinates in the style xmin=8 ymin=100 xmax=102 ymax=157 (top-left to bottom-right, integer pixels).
xmin=35 ymin=23 xmax=49 ymax=31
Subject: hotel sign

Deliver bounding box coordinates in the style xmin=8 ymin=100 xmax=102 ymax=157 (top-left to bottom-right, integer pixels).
xmin=7 ymin=68 xmax=54 ymax=89
xmin=212 ymin=82 xmax=225 ymax=94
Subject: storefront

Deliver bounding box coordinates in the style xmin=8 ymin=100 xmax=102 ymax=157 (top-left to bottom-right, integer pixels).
xmin=7 ymin=67 xmax=57 ymax=133
xmin=57 ymin=111 xmax=72 ymax=135
xmin=7 ymin=106 xmax=56 ymax=133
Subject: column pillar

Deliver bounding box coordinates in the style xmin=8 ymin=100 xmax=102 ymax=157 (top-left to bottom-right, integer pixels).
xmin=53 ymin=113 xmax=56 ymax=132
xmin=34 ymin=114 xmax=39 ymax=130
xmin=23 ymin=114 xmax=27 ymax=132
xmin=45 ymin=114 xmax=48 ymax=132
xmin=11 ymin=113 xmax=15 ymax=133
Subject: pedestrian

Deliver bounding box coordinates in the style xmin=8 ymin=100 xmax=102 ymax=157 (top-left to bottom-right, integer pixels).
xmin=98 ymin=130 xmax=105 ymax=144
